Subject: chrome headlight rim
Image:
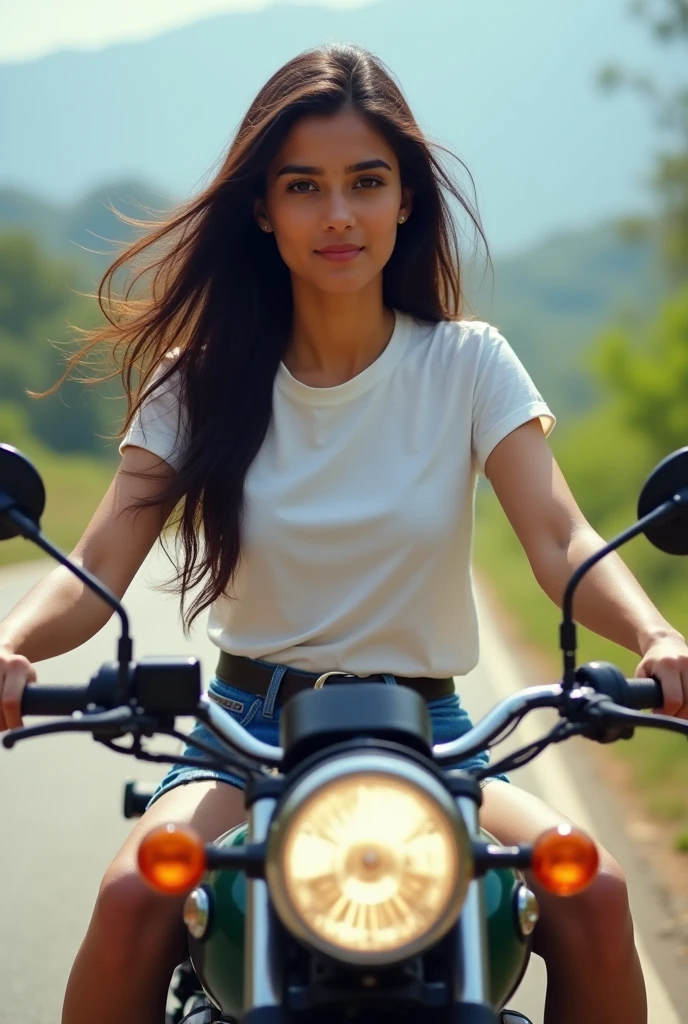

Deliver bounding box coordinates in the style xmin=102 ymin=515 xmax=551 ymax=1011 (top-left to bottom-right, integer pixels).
xmin=265 ymin=752 xmax=472 ymax=966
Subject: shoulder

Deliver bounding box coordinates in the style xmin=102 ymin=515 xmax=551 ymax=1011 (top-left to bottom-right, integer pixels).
xmin=408 ymin=316 xmax=498 ymax=348
xmin=404 ymin=315 xmax=504 ymax=373
xmin=140 ymin=349 xmax=184 ymax=401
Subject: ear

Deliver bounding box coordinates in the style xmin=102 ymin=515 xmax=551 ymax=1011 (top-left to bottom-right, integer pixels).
xmin=253 ymin=197 xmax=272 ymax=233
xmin=399 ymin=186 xmax=414 ymax=222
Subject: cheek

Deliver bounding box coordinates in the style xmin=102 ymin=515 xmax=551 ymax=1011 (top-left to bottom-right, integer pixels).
xmin=270 ymin=213 xmax=311 ymax=270
xmin=363 ymin=194 xmax=403 ymax=242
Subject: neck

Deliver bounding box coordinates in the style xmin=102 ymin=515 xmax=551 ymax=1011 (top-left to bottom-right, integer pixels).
xmin=284 ymin=280 xmax=395 ymax=387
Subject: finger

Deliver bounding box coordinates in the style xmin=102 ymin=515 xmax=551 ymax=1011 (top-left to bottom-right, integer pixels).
xmin=656 ymin=669 xmax=683 ymax=717
xmin=679 ymin=668 xmax=688 ymax=721
xmin=2 ymin=662 xmax=34 ymax=730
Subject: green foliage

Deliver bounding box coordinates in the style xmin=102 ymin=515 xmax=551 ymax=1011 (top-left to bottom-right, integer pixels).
xmin=0 ymin=230 xmax=123 ymax=456
xmin=593 ymin=286 xmax=688 ymax=458
xmin=674 ymin=832 xmax=688 ymax=853
xmin=471 ymin=220 xmax=667 ymax=418
xmin=598 ymin=0 xmax=688 ymax=280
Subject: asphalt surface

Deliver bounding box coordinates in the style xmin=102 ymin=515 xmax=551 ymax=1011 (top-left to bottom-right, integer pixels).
xmin=0 ymin=550 xmax=684 ymax=1023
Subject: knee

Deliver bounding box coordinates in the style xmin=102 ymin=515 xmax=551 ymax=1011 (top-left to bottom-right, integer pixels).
xmin=88 ymin=861 xmax=183 ymax=974
xmin=534 ymin=851 xmax=634 ymax=964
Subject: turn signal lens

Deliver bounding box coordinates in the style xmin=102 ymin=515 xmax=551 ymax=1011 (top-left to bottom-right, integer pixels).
xmin=138 ymin=824 xmax=206 ymax=895
xmin=531 ymin=824 xmax=599 ymax=896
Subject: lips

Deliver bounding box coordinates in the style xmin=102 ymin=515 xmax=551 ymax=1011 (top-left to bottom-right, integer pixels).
xmin=315 ymin=244 xmax=364 ymax=263
xmin=316 ymin=245 xmax=363 ymax=253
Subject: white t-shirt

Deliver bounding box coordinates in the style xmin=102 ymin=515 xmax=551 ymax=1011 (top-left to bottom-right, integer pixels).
xmin=120 ymin=313 xmax=554 ymax=677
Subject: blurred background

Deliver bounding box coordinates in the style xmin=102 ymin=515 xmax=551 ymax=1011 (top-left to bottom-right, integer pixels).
xmin=1 ymin=0 xmax=687 ymax=882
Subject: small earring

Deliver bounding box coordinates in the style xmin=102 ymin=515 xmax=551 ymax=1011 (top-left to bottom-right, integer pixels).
xmin=262 ymin=223 xmax=271 ymax=232
xmin=398 ymin=215 xmax=406 ymax=224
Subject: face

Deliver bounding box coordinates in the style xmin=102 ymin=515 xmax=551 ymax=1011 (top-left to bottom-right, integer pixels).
xmin=255 ymin=108 xmax=412 ymax=294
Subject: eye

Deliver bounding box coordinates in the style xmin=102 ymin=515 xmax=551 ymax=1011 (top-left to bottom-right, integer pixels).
xmin=354 ymin=176 xmax=385 ymax=188
xmin=286 ymin=179 xmax=317 ymax=193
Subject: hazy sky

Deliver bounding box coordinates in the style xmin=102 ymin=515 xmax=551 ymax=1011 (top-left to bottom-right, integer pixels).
xmin=2 ymin=0 xmax=373 ymax=63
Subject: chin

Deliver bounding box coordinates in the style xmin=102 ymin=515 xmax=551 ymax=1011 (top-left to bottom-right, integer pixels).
xmin=316 ymin=277 xmax=376 ymax=295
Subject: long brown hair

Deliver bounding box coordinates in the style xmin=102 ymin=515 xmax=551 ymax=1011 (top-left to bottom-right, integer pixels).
xmin=49 ymin=42 xmax=490 ymax=630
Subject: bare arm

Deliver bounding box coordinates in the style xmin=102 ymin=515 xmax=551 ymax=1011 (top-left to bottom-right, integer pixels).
xmin=0 ymin=446 xmax=175 ymax=664
xmin=485 ymin=419 xmax=688 ymax=713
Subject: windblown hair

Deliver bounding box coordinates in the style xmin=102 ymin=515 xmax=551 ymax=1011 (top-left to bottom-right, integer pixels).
xmin=49 ymin=43 xmax=490 ymax=630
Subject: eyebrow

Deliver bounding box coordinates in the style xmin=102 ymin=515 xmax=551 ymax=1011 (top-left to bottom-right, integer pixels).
xmin=275 ymin=158 xmax=393 ymax=177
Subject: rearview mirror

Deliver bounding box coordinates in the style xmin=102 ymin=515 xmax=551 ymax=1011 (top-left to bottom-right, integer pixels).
xmin=0 ymin=443 xmax=45 ymax=541
xmin=637 ymin=446 xmax=688 ymax=555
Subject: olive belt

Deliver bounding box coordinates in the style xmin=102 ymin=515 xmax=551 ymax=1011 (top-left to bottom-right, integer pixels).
xmin=215 ymin=651 xmax=455 ymax=705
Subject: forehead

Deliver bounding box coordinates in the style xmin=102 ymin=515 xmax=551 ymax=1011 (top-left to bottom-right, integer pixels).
xmin=268 ymin=108 xmax=399 ymax=174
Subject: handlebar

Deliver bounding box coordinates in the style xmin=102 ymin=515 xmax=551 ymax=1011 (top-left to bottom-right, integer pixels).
xmin=15 ymin=661 xmax=667 ymax=769
xmin=19 ymin=657 xmax=201 ymax=719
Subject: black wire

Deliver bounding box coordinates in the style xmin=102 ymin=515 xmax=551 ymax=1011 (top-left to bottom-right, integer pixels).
xmin=97 ymin=737 xmax=242 ymax=774
xmin=484 ymin=710 xmax=527 ymax=748
xmin=163 ymin=724 xmax=270 ymax=779
xmin=474 ymin=720 xmax=585 ymax=781
xmin=97 ymin=725 xmax=268 ymax=782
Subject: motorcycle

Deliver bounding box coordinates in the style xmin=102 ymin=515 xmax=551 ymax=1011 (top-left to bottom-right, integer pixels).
xmin=2 ymin=441 xmax=688 ymax=1024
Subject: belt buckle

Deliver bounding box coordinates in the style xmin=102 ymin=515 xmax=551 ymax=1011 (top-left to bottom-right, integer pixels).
xmin=314 ymin=670 xmax=357 ymax=689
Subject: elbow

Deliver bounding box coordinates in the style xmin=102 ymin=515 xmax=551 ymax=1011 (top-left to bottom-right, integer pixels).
xmin=529 ymin=522 xmax=599 ymax=606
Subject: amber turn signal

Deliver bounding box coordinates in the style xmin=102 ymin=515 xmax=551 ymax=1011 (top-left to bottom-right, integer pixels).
xmin=531 ymin=824 xmax=599 ymax=896
xmin=138 ymin=824 xmax=207 ymax=895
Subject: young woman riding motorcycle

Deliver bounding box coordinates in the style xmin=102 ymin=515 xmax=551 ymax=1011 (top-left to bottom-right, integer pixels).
xmin=1 ymin=42 xmax=686 ymax=1024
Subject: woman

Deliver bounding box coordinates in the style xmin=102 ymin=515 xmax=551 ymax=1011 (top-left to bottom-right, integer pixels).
xmin=0 ymin=43 xmax=686 ymax=1024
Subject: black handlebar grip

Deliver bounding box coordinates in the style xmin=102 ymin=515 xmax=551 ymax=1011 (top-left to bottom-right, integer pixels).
xmin=21 ymin=684 xmax=91 ymax=716
xmin=624 ymin=678 xmax=663 ymax=711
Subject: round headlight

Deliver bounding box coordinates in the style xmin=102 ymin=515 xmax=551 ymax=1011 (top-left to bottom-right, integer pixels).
xmin=266 ymin=754 xmax=471 ymax=965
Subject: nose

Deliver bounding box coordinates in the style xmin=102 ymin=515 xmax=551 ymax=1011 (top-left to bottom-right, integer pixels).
xmin=322 ymin=188 xmax=356 ymax=231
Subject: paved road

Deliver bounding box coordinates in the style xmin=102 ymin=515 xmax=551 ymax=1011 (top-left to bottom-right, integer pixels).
xmin=0 ymin=551 xmax=683 ymax=1022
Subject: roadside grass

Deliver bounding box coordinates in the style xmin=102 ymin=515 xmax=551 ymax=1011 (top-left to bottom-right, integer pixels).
xmin=474 ymin=485 xmax=688 ymax=854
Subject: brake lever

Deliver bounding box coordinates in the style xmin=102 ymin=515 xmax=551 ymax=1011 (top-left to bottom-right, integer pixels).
xmin=591 ymin=700 xmax=688 ymax=739
xmin=2 ymin=706 xmax=155 ymax=749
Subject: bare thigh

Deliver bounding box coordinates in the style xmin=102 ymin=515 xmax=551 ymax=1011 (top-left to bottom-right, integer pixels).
xmin=481 ymin=781 xmax=627 ymax=956
xmin=98 ymin=777 xmax=249 ymax=963
xmin=117 ymin=779 xmax=249 ymax=872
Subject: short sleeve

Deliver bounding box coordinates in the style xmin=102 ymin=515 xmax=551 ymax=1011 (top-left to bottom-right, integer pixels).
xmin=119 ymin=357 xmax=187 ymax=471
xmin=471 ymin=324 xmax=555 ymax=475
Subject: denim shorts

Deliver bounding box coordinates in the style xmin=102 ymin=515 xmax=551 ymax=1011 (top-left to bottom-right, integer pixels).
xmin=148 ymin=660 xmax=509 ymax=809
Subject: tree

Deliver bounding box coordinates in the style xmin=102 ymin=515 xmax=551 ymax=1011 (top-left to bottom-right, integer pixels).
xmin=594 ymin=285 xmax=688 ymax=458
xmin=0 ymin=231 xmax=118 ymax=455
xmin=598 ymin=0 xmax=688 ymax=281
xmin=594 ymin=0 xmax=688 ymax=456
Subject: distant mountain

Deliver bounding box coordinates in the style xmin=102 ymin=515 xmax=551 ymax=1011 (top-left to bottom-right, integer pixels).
xmin=0 ymin=0 xmax=669 ymax=255
xmin=0 ymin=182 xmax=665 ymax=419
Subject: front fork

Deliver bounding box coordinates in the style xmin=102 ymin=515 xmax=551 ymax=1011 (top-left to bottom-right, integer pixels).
xmin=243 ymin=795 xmax=282 ymax=1022
xmin=449 ymin=793 xmax=499 ymax=1023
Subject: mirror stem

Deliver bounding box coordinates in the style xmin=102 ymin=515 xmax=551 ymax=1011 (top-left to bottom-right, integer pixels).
xmin=560 ymin=494 xmax=686 ymax=689
xmin=2 ymin=505 xmax=132 ymax=697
